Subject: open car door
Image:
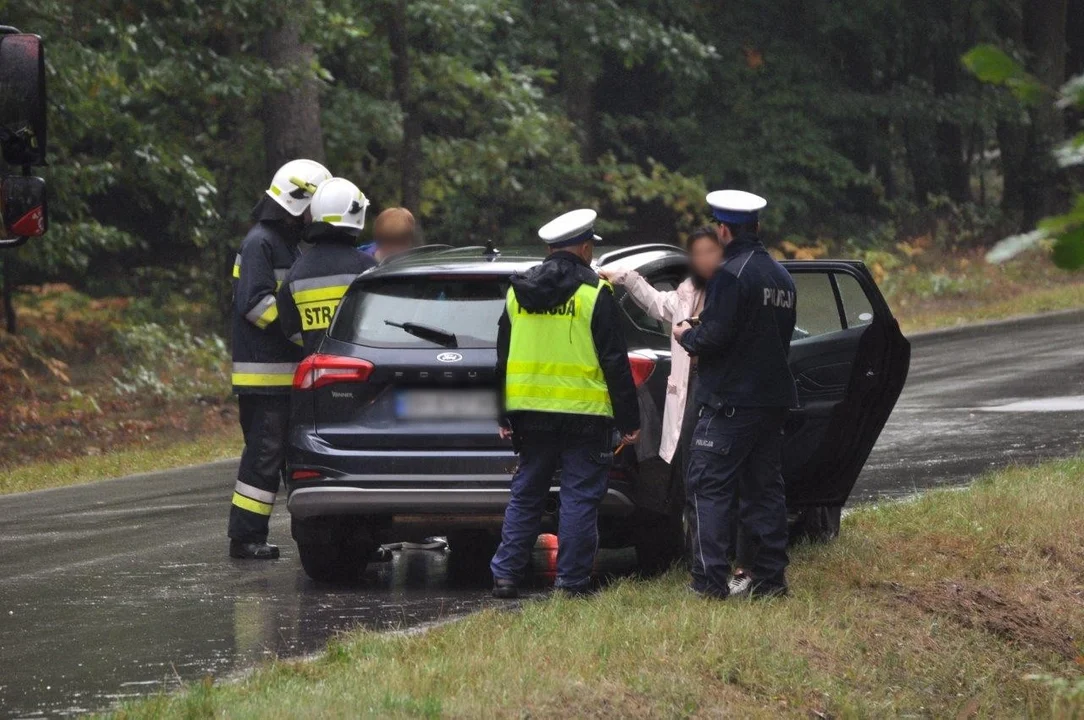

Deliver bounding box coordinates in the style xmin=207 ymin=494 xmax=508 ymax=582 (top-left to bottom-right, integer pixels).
xmin=780 ymin=261 xmax=910 ymax=534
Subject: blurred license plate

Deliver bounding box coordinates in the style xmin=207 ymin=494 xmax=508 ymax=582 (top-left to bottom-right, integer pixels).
xmin=396 ymin=390 xmax=497 ymax=421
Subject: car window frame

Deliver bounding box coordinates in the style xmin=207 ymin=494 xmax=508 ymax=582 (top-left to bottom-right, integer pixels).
xmin=613 ymin=256 xmax=688 ymax=351
xmin=786 ymin=264 xmax=883 ymax=344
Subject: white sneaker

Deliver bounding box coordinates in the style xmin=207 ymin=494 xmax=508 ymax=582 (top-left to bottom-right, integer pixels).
xmin=728 ymin=572 xmax=752 ymax=596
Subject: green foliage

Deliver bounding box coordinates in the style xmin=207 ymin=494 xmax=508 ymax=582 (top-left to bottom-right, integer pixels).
xmin=962 ymin=45 xmax=1046 ymax=104
xmin=0 ymin=0 xmax=1078 ymax=309
xmin=970 ymin=55 xmax=1084 ymax=270
xmin=111 ymin=322 xmax=228 ymax=400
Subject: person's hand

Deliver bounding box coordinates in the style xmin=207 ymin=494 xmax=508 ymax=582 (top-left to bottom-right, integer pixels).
xmin=673 ymin=321 xmax=691 ymax=342
xmin=621 ymin=429 xmax=641 ymax=445
xmin=598 ymin=267 xmax=630 ymax=284
xmin=498 ymin=425 xmax=513 ymax=441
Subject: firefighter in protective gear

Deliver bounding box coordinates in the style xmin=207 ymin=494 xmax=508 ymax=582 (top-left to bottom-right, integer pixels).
xmin=228 ymin=159 xmax=331 ymax=560
xmin=490 ymin=209 xmax=641 ymax=599
xmin=278 ymin=178 xmax=376 ymax=355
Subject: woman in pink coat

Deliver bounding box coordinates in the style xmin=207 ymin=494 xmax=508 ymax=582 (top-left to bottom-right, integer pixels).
xmin=600 ymin=227 xmax=722 ymax=466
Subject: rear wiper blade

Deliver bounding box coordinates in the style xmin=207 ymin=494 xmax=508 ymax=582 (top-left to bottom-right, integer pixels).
xmin=384 ymin=320 xmax=459 ymax=348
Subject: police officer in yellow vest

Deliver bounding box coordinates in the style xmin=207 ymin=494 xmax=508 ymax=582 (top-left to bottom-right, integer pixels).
xmin=491 ymin=209 xmax=641 ymax=599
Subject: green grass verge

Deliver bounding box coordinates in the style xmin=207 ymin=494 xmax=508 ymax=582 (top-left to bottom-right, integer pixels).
xmin=0 ymin=434 xmax=240 ymax=495
xmin=109 ymin=458 xmax=1084 ymax=719
xmin=898 ymin=281 xmax=1084 ymax=333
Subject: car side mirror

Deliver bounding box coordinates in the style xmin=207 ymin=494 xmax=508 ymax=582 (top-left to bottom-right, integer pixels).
xmin=0 ymin=31 xmax=47 ymax=167
xmin=0 ymin=175 xmax=47 ymax=245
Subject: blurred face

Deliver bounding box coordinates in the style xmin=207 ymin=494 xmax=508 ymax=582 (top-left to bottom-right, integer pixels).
xmin=376 ymin=231 xmax=414 ymax=258
xmin=689 ymin=234 xmax=723 ymax=280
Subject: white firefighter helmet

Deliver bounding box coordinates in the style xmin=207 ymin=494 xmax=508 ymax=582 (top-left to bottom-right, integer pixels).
xmin=266 ymin=159 xmax=332 ymax=216
xmin=309 ymin=178 xmax=370 ymax=232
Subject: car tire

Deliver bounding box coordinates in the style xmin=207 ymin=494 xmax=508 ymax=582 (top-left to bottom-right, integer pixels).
xmin=634 ymin=508 xmax=686 ymax=576
xmin=292 ymin=516 xmax=376 ymax=583
xmin=446 ymin=529 xmax=500 ymax=582
xmin=788 ymin=505 xmax=843 ymax=544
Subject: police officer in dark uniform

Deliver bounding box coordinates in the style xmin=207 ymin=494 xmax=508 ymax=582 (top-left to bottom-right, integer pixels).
xmin=278 ymin=178 xmax=376 ymax=356
xmin=673 ymin=190 xmax=797 ymax=598
xmin=228 ymin=159 xmax=330 ymax=560
xmin=490 ymin=209 xmax=641 ymax=599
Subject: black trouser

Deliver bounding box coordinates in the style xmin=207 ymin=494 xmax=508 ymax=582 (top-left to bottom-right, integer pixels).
xmin=228 ymin=394 xmax=291 ymax=543
xmin=678 ymin=374 xmax=753 ymax=569
xmin=685 ymin=405 xmax=789 ymax=596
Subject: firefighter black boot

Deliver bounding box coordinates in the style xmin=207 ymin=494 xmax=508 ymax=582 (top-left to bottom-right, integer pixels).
xmin=230 ymin=540 xmax=280 ymax=560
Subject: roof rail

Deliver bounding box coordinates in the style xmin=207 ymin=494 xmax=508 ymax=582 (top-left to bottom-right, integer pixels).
xmin=597 ymin=243 xmax=683 ymax=266
xmin=378 ymin=244 xmax=454 ymax=266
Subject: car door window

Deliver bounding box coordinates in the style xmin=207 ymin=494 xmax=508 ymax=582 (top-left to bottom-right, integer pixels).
xmin=790 ymin=272 xmax=843 ymax=339
xmin=619 ymin=277 xmax=677 ymax=338
xmin=835 ymin=272 xmax=875 ymax=328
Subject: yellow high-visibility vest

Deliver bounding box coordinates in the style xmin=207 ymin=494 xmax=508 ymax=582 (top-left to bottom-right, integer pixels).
xmin=505 ymin=282 xmax=613 ymax=418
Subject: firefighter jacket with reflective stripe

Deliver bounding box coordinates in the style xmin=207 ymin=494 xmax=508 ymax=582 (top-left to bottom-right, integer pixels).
xmin=496 ymin=251 xmax=640 ymax=435
xmin=231 ymin=220 xmax=304 ymax=394
xmin=277 ymin=234 xmax=376 ymax=355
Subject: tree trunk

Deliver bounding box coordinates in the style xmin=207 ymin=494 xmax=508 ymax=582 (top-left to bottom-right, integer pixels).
xmin=1067 ymin=0 xmax=1084 ymax=77
xmin=1 ymin=257 xmax=16 ymax=335
xmin=1025 ymin=0 xmax=1068 ymax=219
xmin=995 ymin=0 xmax=1031 ymax=228
xmin=562 ymin=57 xmax=597 ymax=162
xmin=261 ymin=6 xmax=326 ymax=175
xmin=903 ymin=118 xmax=943 ymax=203
xmin=932 ymin=3 xmax=971 ymax=204
xmin=387 ymin=0 xmax=423 ymax=213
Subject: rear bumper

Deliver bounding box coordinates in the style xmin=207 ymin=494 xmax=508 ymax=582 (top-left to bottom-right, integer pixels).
xmin=286 ymin=481 xmax=636 ymax=519
xmin=286 ymin=430 xmax=641 ymax=523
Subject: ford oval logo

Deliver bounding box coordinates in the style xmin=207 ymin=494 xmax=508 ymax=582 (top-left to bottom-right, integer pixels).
xmin=437 ymin=352 xmax=463 ymax=363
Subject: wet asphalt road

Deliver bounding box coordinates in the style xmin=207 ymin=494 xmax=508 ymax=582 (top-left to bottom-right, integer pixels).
xmin=1 ymin=310 xmax=1083 ymax=718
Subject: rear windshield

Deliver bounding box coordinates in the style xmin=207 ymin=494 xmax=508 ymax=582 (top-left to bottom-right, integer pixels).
xmin=331 ymin=276 xmax=508 ymax=349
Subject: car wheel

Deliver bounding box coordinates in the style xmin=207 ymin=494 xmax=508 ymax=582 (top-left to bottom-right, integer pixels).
xmin=634 ymin=508 xmax=686 ymax=576
xmin=788 ymin=505 xmax=843 ymax=545
xmin=292 ymin=516 xmax=376 ymax=583
xmin=446 ymin=529 xmax=499 ymax=582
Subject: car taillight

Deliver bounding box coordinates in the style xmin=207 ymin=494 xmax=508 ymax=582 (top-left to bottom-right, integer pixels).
xmin=291 ymin=470 xmax=323 ymax=481
xmin=293 ymin=354 xmax=375 ymax=390
xmin=628 ymin=353 xmax=656 ymax=387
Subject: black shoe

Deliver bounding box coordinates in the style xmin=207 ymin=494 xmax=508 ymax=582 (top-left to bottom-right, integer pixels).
xmin=555 ymin=584 xmax=597 ymax=599
xmin=492 ymin=578 xmax=519 ymax=599
xmin=689 ymin=583 xmax=728 ymax=600
xmin=229 ymin=540 xmax=280 ymax=560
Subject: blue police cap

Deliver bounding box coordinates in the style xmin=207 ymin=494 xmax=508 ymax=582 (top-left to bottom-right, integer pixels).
xmin=707 ymin=190 xmax=767 ymax=225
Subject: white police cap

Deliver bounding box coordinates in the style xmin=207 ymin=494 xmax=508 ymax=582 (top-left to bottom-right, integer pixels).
xmin=706 ymin=190 xmax=767 ymax=225
xmin=538 ymin=208 xmax=602 ymax=247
